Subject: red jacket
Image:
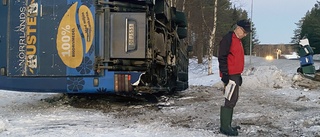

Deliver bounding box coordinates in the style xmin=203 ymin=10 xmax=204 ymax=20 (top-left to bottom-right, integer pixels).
xmin=218 ymin=32 xmax=244 ymax=76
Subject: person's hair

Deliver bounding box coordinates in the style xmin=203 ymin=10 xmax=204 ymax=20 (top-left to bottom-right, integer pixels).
xmin=230 ymin=23 xmax=237 ymax=31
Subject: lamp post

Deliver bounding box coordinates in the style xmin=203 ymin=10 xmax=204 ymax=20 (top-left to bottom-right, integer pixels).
xmin=249 ymin=0 xmax=253 ymax=65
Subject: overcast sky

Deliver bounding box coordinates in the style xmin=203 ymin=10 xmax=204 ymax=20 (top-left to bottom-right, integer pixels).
xmin=231 ymin=0 xmax=317 ymax=44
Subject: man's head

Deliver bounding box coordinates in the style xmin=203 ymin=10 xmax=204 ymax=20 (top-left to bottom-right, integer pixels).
xmin=234 ymin=19 xmax=252 ymax=39
xmin=237 ymin=19 xmax=252 ymax=33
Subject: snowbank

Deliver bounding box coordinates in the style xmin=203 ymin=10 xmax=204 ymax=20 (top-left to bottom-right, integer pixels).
xmin=242 ymin=65 xmax=292 ymax=89
xmin=188 ymin=56 xmax=297 ymax=89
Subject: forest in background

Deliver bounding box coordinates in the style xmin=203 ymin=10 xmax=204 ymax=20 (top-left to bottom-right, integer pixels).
xmin=168 ymin=0 xmax=258 ymax=63
xmin=168 ymin=0 xmax=320 ymax=63
xmin=292 ymin=1 xmax=320 ymax=54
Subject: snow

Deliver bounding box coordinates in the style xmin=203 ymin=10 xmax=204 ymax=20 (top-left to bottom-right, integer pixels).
xmin=190 ymin=56 xmax=315 ymax=89
xmin=188 ymin=58 xmax=220 ymax=86
xmin=1 ymin=56 xmax=320 ymax=136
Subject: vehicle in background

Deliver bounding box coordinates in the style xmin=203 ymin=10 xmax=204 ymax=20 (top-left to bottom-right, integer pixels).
xmin=281 ymin=52 xmax=300 ymax=60
xmin=265 ymin=55 xmax=274 ymax=60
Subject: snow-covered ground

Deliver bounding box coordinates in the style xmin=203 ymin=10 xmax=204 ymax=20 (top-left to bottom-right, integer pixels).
xmin=1 ymin=56 xmax=320 ymax=137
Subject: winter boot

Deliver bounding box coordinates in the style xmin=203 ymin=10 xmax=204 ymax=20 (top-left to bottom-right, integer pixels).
xmin=220 ymin=106 xmax=238 ymax=136
xmin=229 ymin=107 xmax=241 ymax=131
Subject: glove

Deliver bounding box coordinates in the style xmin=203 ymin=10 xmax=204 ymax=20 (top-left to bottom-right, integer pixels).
xmin=221 ymin=73 xmax=229 ymax=85
xmin=239 ymin=76 xmax=242 ymax=86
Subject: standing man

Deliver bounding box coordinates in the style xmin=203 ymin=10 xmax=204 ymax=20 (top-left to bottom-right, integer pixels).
xmin=218 ymin=19 xmax=252 ymax=136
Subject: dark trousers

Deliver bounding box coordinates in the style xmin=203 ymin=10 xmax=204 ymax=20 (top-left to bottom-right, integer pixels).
xmin=224 ymin=74 xmax=241 ymax=108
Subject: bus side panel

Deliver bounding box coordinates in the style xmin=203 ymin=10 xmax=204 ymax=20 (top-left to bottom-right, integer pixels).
xmin=8 ymin=0 xmax=96 ymax=77
xmin=0 ymin=2 xmax=8 ymax=71
xmin=0 ymin=77 xmax=67 ymax=93
xmin=0 ymin=1 xmax=142 ymax=94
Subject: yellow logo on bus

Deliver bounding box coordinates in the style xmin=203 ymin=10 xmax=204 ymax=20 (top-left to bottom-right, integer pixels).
xmin=56 ymin=2 xmax=83 ymax=68
xmin=79 ymin=5 xmax=94 ymax=53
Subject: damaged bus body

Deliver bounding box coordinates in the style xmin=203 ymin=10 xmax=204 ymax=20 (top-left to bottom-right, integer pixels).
xmin=0 ymin=0 xmax=190 ymax=96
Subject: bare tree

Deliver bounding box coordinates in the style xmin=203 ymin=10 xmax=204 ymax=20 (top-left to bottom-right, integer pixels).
xmin=168 ymin=0 xmax=179 ymax=7
xmin=182 ymin=0 xmax=186 ymax=11
xmin=208 ymin=0 xmax=218 ymax=75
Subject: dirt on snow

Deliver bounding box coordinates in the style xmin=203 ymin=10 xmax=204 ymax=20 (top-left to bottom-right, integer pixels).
xmin=40 ymin=81 xmax=320 ymax=137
